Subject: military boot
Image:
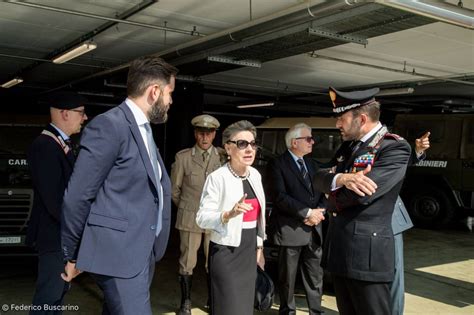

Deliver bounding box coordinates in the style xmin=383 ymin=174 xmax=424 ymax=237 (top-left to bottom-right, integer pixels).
xmin=178 ymin=274 xmax=192 ymax=315
xmin=205 ymin=272 xmax=212 ymax=314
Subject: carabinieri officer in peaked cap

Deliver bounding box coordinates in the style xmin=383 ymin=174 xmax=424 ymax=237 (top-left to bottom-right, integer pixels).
xmin=312 ymin=86 xmax=412 ymax=315
xmin=27 ymin=91 xmax=88 ymax=314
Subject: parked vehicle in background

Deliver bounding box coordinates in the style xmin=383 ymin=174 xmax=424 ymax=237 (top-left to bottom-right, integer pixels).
xmin=393 ymin=114 xmax=474 ymax=228
xmin=0 ymin=115 xmax=48 ymax=255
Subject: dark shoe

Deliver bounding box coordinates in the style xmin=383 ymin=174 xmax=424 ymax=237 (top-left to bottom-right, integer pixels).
xmin=178 ymin=275 xmax=192 ymax=315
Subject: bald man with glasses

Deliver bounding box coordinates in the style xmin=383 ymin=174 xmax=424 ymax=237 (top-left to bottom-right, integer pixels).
xmin=266 ymin=123 xmax=326 ymax=315
xmin=26 ymin=91 xmax=88 ymax=314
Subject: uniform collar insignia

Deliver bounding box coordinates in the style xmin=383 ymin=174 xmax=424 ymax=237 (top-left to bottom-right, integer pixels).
xmin=367 ymin=125 xmax=388 ymax=149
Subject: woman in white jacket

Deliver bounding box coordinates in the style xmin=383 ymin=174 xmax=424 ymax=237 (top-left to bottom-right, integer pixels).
xmin=196 ymin=120 xmax=266 ymax=315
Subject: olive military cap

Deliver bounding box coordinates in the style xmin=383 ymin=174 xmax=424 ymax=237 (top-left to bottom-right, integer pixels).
xmin=191 ymin=114 xmax=220 ymax=131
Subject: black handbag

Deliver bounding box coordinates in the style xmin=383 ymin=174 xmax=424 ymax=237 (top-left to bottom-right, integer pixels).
xmin=254 ymin=266 xmax=274 ymax=311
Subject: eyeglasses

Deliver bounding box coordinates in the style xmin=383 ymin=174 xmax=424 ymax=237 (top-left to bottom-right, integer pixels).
xmin=68 ymin=109 xmax=86 ymax=116
xmin=227 ymin=140 xmax=257 ymax=150
xmin=294 ymin=136 xmax=314 ymax=143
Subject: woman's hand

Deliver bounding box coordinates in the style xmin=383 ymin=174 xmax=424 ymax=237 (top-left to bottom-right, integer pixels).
xmin=257 ymin=247 xmax=265 ymax=270
xmin=222 ymin=193 xmax=252 ymax=223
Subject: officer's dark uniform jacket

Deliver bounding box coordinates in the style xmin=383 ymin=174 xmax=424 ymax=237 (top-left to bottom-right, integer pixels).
xmin=26 ymin=124 xmax=75 ymax=253
xmin=313 ymin=126 xmax=411 ymax=283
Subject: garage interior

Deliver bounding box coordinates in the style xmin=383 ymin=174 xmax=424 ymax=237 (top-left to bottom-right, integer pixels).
xmin=0 ymin=0 xmax=473 ymax=314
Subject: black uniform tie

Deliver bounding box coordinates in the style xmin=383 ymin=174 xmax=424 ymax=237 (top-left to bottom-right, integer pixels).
xmin=350 ymin=140 xmax=362 ymax=153
xmin=64 ymin=139 xmax=75 ymax=158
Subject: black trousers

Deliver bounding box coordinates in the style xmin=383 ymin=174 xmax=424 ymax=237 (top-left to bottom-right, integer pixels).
xmin=332 ymin=274 xmax=390 ymax=315
xmin=31 ymin=251 xmax=70 ymax=315
xmin=278 ymin=230 xmax=323 ymax=315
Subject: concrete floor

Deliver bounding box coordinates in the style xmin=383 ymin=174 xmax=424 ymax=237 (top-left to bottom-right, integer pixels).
xmin=0 ymin=226 xmax=472 ymax=315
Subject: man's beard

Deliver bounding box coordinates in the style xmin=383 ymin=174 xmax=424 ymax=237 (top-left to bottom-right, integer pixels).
xmin=149 ymin=94 xmax=169 ymax=124
xmin=342 ymin=117 xmax=362 ymax=141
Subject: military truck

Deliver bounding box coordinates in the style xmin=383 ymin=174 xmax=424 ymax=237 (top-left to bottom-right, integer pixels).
xmin=0 ymin=115 xmax=48 ymax=255
xmin=393 ymin=114 xmax=474 ymax=228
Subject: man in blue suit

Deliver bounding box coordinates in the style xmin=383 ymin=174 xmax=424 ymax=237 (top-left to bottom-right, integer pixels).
xmin=61 ymin=56 xmax=178 ymax=315
xmin=391 ymin=131 xmax=430 ymax=315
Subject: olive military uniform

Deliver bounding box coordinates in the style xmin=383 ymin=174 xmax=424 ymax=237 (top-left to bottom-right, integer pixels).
xmin=171 ymin=114 xmax=221 ymax=314
xmin=171 ymin=145 xmax=222 ymax=274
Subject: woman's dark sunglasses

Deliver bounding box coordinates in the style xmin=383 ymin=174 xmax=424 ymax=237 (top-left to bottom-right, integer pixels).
xmin=295 ymin=136 xmax=314 ymax=143
xmin=227 ymin=140 xmax=258 ymax=150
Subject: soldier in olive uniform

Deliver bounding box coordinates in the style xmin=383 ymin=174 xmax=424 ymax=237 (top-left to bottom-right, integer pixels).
xmin=171 ymin=114 xmax=222 ymax=315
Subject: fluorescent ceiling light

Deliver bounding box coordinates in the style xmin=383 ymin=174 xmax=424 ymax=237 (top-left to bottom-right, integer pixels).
xmin=1 ymin=77 xmax=23 ymax=88
xmin=237 ymin=102 xmax=274 ymax=109
xmin=377 ymin=0 xmax=473 ymax=30
xmin=377 ymin=87 xmax=414 ymax=96
xmin=52 ymin=42 xmax=97 ymax=64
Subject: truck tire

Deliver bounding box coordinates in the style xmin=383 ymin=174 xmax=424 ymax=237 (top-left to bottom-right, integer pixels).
xmin=407 ymin=187 xmax=455 ymax=228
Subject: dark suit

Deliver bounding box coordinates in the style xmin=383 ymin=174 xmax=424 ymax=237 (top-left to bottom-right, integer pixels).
xmin=313 ymin=127 xmax=411 ymax=315
xmin=267 ymin=151 xmax=325 ymax=315
xmin=27 ymin=124 xmax=74 ymax=314
xmin=61 ymin=102 xmax=171 ymax=315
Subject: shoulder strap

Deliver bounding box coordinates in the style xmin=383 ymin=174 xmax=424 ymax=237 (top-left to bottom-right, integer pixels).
xmin=41 ymin=130 xmax=70 ymax=155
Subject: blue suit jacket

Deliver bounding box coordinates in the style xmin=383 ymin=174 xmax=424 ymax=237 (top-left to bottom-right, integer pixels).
xmin=391 ymin=150 xmax=425 ymax=235
xmin=61 ymin=102 xmax=171 ymax=278
xmin=392 ymin=197 xmax=413 ymax=235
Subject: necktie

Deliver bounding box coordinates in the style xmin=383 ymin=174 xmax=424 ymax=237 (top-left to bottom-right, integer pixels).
xmin=64 ymin=139 xmax=72 ymax=149
xmin=202 ymin=151 xmax=209 ymax=162
xmin=64 ymin=139 xmax=75 ymax=158
xmin=350 ymin=140 xmax=362 ymax=153
xmin=144 ymin=123 xmax=163 ymax=236
xmin=297 ymin=158 xmax=312 ymax=192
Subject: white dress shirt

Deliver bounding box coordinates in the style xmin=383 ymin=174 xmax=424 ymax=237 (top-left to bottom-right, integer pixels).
xmin=125 ymin=98 xmax=162 ymax=178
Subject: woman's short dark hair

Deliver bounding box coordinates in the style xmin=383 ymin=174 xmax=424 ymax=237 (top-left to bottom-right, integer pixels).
xmin=127 ymin=56 xmax=178 ymax=98
xmin=222 ymin=120 xmax=257 ymax=145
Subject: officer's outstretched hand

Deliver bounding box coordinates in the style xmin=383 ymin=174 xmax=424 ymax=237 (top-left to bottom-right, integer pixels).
xmin=415 ymin=131 xmax=430 ymax=155
xmin=337 ymin=164 xmax=377 ymax=196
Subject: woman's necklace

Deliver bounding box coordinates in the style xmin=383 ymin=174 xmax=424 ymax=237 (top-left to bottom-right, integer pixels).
xmin=227 ymin=162 xmax=250 ymax=180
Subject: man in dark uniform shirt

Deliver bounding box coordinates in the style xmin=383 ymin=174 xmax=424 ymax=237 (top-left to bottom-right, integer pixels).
xmin=26 ymin=92 xmax=87 ymax=314
xmin=313 ymin=87 xmax=411 ymax=315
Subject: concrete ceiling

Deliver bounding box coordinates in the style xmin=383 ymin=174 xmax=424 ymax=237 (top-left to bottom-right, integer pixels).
xmin=0 ymin=0 xmax=473 ymax=116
